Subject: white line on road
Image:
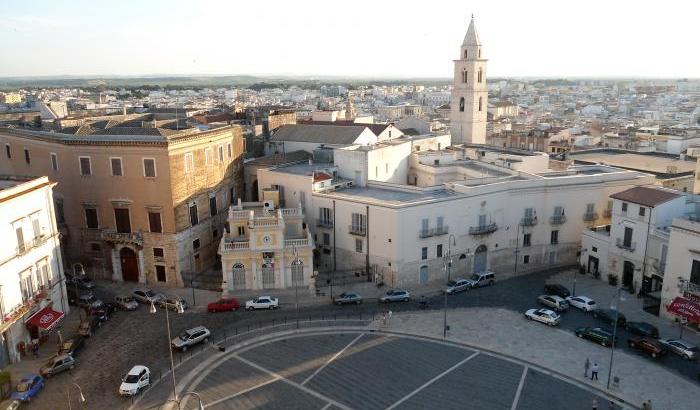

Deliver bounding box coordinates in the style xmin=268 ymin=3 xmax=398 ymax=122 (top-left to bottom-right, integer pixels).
xmin=234 ymin=354 xmax=355 ymax=410
xmin=319 ymin=403 xmax=333 ymax=410
xmin=204 ymin=376 xmax=281 ymax=408
xmin=302 ymin=333 xmax=365 ymax=386
xmin=510 ymin=366 xmax=529 ymax=410
xmin=385 ymin=351 xmax=480 ymax=410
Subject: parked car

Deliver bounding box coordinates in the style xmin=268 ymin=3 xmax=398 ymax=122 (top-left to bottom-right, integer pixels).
xmin=657 ymin=338 xmax=699 ymax=360
xmin=67 ymin=274 xmax=95 ymax=290
xmin=543 ymin=283 xmax=571 ymax=298
xmin=245 ymin=296 xmax=279 ymax=311
xmin=445 ymin=278 xmax=470 ymax=295
xmin=334 ymin=292 xmax=363 ymax=305
xmin=379 ymin=289 xmax=411 ymax=303
xmin=119 ymin=366 xmax=150 ymax=396
xmin=10 ymin=374 xmax=44 ymax=402
xmin=77 ymin=293 xmax=104 ymax=310
xmin=628 ymin=336 xmax=666 ymax=359
xmin=115 ymin=295 xmax=139 ymax=311
xmin=93 ymin=305 xmax=112 ymax=324
xmin=566 ymin=296 xmax=597 ymax=312
xmin=575 ymin=327 xmax=616 ymax=347
xmin=625 ymin=321 xmax=659 ymax=338
xmin=465 ymin=271 xmax=495 ymax=288
xmin=67 ymin=287 xmax=78 ymax=306
xmin=536 ymin=295 xmax=569 ymax=312
xmin=524 ymin=308 xmax=561 ymax=326
xmin=593 ymin=309 xmax=627 ymax=326
xmin=132 ymin=289 xmax=164 ymax=304
xmin=58 ymin=337 xmax=85 ymax=357
xmin=77 ymin=316 xmax=100 ymax=337
xmin=207 ymin=298 xmax=240 ymax=313
xmin=158 ymin=297 xmax=188 ymax=311
xmin=171 ymin=326 xmax=211 ymax=351
xmin=40 ymin=354 xmax=75 ymax=377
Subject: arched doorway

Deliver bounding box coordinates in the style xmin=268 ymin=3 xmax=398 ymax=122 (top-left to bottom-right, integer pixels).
xmin=261 ymin=262 xmax=274 ymax=289
xmin=232 ymin=263 xmax=245 ymax=290
xmin=622 ymin=261 xmax=635 ymax=289
xmin=419 ymin=265 xmax=429 ymax=284
xmin=474 ymin=245 xmax=488 ymax=273
xmin=120 ymin=247 xmax=139 ymax=282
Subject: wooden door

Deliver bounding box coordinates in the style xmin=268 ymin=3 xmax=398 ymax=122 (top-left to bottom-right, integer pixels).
xmin=120 ymin=247 xmax=139 ymax=282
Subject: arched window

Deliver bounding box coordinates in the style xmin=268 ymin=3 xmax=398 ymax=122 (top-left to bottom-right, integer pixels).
xmin=462 ymin=69 xmax=468 ymax=84
xmin=478 ymin=49 xmax=481 ymax=58
xmin=478 ymin=97 xmax=482 ymax=112
xmin=459 ymin=97 xmax=465 ymax=112
xmin=478 ymin=68 xmax=483 ymax=83
xmin=232 ymin=263 xmax=245 ymax=289
xmin=464 ymin=50 xmax=468 ymax=59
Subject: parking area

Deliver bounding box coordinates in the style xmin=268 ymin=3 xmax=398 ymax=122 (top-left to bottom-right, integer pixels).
xmin=139 ymin=332 xmax=616 ymax=410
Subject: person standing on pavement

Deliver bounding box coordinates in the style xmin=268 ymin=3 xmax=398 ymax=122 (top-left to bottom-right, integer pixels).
xmin=584 ymin=357 xmax=590 ymax=378
xmin=590 ymin=362 xmax=599 ymax=380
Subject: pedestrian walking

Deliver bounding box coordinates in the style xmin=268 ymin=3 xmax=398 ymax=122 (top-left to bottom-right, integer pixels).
xmin=388 ymin=310 xmax=393 ymax=321
xmin=592 ymin=398 xmax=598 ymax=410
xmin=31 ymin=340 xmax=39 ymax=359
xmin=584 ymin=357 xmax=590 ymax=378
xmin=590 ymin=362 xmax=599 ymax=380
xmin=381 ymin=312 xmax=387 ymax=326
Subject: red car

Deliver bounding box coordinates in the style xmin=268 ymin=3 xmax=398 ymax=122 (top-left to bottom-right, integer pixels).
xmin=207 ymin=298 xmax=240 ymax=313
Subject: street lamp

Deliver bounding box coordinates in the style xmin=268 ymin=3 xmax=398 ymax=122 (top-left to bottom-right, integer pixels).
xmin=443 ymin=234 xmax=456 ymax=338
xmin=160 ymin=391 xmax=204 ymax=410
xmin=291 ymin=246 xmax=303 ymax=324
xmin=66 ymin=382 xmax=86 ymax=410
xmin=606 ymin=287 xmax=625 ymax=390
xmin=150 ymin=295 xmax=185 ymax=402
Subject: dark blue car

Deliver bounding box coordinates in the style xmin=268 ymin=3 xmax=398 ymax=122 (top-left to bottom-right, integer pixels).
xmin=11 ymin=374 xmax=44 ymax=402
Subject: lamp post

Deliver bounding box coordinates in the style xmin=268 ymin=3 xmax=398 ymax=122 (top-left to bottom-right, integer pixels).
xmin=292 ymin=246 xmax=303 ymax=324
xmin=443 ymin=234 xmax=456 ymax=338
xmin=150 ymin=295 xmax=185 ymax=402
xmin=160 ymin=391 xmax=205 ymax=410
xmin=606 ymin=287 xmax=624 ymax=390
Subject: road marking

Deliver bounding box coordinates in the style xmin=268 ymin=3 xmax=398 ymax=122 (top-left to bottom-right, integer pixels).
xmin=385 ymin=351 xmax=480 ymax=410
xmin=510 ymin=366 xmax=529 ymax=410
xmin=234 ymin=354 xmax=355 ymax=410
xmin=320 ymin=403 xmax=333 ymax=410
xmin=302 ymin=333 xmax=365 ymax=386
xmin=204 ymin=376 xmax=281 ymax=408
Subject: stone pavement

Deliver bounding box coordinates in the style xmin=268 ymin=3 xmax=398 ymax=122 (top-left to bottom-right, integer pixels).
xmin=374 ymin=307 xmax=698 ymax=410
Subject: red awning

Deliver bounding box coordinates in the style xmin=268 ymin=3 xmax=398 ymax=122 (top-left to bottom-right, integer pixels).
xmin=26 ymin=307 xmax=65 ymax=330
xmin=667 ymin=297 xmax=700 ymax=323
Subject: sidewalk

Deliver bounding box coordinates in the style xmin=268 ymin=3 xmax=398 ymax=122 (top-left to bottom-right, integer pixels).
xmin=375 ymin=307 xmax=698 ymax=410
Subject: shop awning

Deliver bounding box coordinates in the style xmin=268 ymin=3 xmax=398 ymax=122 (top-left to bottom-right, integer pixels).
xmin=26 ymin=307 xmax=64 ymax=330
xmin=667 ymin=297 xmax=700 ymax=323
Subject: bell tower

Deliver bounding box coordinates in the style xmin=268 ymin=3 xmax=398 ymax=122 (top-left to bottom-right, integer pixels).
xmin=450 ymin=15 xmax=487 ymax=144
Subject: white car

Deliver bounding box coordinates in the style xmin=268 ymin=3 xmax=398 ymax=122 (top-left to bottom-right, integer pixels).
xmin=245 ymin=296 xmax=279 ymax=311
xmin=524 ymin=308 xmax=561 ymax=326
xmin=132 ymin=289 xmax=164 ymax=305
xmin=566 ymin=296 xmax=597 ymax=312
xmin=119 ymin=365 xmax=150 ymax=396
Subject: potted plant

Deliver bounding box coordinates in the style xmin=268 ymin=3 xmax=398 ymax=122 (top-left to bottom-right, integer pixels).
xmin=607 ymin=274 xmax=618 ymax=286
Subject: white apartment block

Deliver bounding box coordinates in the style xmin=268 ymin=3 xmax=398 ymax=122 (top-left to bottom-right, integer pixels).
xmin=0 ymin=176 xmax=68 ymax=367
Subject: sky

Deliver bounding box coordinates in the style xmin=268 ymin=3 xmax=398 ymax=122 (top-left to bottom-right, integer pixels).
xmin=0 ymin=0 xmax=698 ymax=79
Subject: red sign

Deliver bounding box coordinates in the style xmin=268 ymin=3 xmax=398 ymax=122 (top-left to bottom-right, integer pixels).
xmin=667 ymin=297 xmax=700 ymax=323
xmin=26 ymin=307 xmax=65 ymax=330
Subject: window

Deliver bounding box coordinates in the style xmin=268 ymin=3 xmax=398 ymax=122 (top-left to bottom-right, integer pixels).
xmin=478 ymin=214 xmax=487 ymax=227
xmin=114 ymin=208 xmax=131 ymax=233
xmin=153 ymin=247 xmax=164 ymax=258
xmin=437 ymin=216 xmax=444 ymax=231
xmin=230 ymin=187 xmax=235 ymax=205
xmin=192 ymin=239 xmax=200 ymax=250
xmin=323 ymin=233 xmax=330 ymax=246
xmin=24 ymin=148 xmax=30 ymax=164
xmin=218 ymin=145 xmax=224 ymax=162
xmin=184 ymin=153 xmax=195 ymax=173
xmin=148 ymin=211 xmax=162 ymax=233
xmin=209 ymin=196 xmax=218 ymax=217
xmin=421 ymin=247 xmax=428 ymax=260
xmin=550 ymin=230 xmax=559 ymax=245
xmin=351 ymin=213 xmax=366 ymax=231
xmin=421 ymin=218 xmax=429 ymax=233
xmin=15 ymin=226 xmax=25 ymax=253
xmin=85 ymin=208 xmax=99 ymax=229
xmin=212 ymin=228 xmax=218 ymax=239
xmin=227 ymin=143 xmax=232 ymax=158
xmin=523 ymin=233 xmax=531 ymax=247
xmin=355 ymin=238 xmax=363 ymax=253
xmin=30 ymin=213 xmax=41 ymax=239
xmin=156 ymin=265 xmax=166 ymax=282
xmin=459 ymin=97 xmax=465 ymax=112
xmin=621 ymin=202 xmax=628 ymax=212
xmin=110 ymin=157 xmax=123 ymax=176
xmin=690 ymin=260 xmax=700 ymax=286
xmin=523 ymin=255 xmax=530 ymax=264
xmin=462 ymin=69 xmax=468 ymax=83
xmin=189 ymin=203 xmax=199 ymax=226
xmin=478 ymin=68 xmax=483 ymax=83
xmin=205 ymin=148 xmax=213 ymax=165
xmin=639 ymin=207 xmax=646 ymax=217
xmin=79 ymin=156 xmax=92 ymax=176
xmin=50 ymin=153 xmax=58 ymax=171
xmin=237 ymin=225 xmax=245 ymax=236
xmin=554 ymin=206 xmax=564 ymax=216
xmin=375 ymin=166 xmax=378 ymax=178
xmin=586 ymin=203 xmax=595 ymax=214
xmin=437 ymin=244 xmax=443 ymax=257
xmin=4 ymin=144 xmax=10 ymax=159
xmin=478 ymin=97 xmax=483 ymax=111
xmin=464 ymin=50 xmax=468 ymax=59
xmin=55 ymin=199 xmax=65 ymax=224
xmin=623 ymin=226 xmax=633 ymax=247
xmin=143 ymin=158 xmax=156 ymax=178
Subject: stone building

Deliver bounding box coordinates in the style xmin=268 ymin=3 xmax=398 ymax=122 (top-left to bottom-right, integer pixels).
xmin=0 ymin=120 xmax=244 ymax=287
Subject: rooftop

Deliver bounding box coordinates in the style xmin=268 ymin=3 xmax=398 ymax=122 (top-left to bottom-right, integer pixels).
xmin=270 ymin=124 xmax=370 ymax=145
xmin=570 ymin=149 xmax=695 ymax=176
xmin=315 ymin=185 xmax=458 ymax=207
xmin=610 ymin=186 xmax=681 ymax=207
xmin=269 ymin=161 xmax=335 ymax=177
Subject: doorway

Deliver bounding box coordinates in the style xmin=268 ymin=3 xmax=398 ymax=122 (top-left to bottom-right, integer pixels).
xmin=622 ymin=261 xmax=635 ymax=289
xmin=587 ymin=256 xmax=599 ymax=275
xmin=120 ymin=247 xmax=139 ymax=282
xmin=419 ymin=265 xmax=428 ymax=284
xmin=474 ymin=245 xmax=487 ymax=273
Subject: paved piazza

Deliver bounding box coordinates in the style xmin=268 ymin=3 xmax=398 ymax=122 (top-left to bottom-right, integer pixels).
xmin=140 ymin=331 xmax=614 ymax=410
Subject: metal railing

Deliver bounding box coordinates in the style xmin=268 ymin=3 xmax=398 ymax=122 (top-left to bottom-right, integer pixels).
xmin=101 ymin=229 xmax=144 ymax=246
xmin=550 ymin=215 xmax=567 ymax=225
xmin=434 ymin=225 xmax=449 ymax=236
xmin=222 ymin=240 xmax=250 ymax=251
xmin=615 ymin=238 xmax=636 ymax=252
xmin=583 ymin=212 xmax=599 ymax=222
xmin=468 ymin=223 xmax=498 ymax=235
xmin=419 ymin=228 xmax=435 ymax=238
xmin=316 ymin=219 xmax=334 ymax=228
xmin=284 ymin=237 xmax=311 ymax=248
xmin=520 ymin=217 xmax=538 ymax=226
xmin=349 ymin=225 xmax=367 ymax=236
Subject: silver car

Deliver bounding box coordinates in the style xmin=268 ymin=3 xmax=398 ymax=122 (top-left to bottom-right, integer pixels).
xmin=171 ymin=326 xmax=211 ymax=351
xmin=445 ymin=279 xmax=470 ymax=295
xmin=379 ymin=290 xmax=410 ymax=303
xmin=133 ymin=289 xmax=164 ymax=304
xmin=658 ymin=338 xmax=699 ymax=360
xmin=334 ymin=292 xmax=363 ymax=305
xmin=536 ymin=295 xmax=569 ymax=312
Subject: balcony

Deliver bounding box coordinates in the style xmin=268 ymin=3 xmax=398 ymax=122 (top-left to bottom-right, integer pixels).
xmin=251 ymin=217 xmax=281 ymax=227
xmin=316 ymin=219 xmax=334 ymax=229
xmin=583 ymin=212 xmax=599 ymax=222
xmin=469 ymin=223 xmax=498 ymax=236
xmin=221 ymin=240 xmax=250 ymax=252
xmin=615 ymin=238 xmax=636 ymax=252
xmin=520 ymin=217 xmax=538 ymax=227
xmin=434 ymin=225 xmax=449 ymax=236
xmin=0 ymin=295 xmax=43 ymax=334
xmin=13 ymin=234 xmax=50 ymax=258
xmin=419 ymin=228 xmax=435 ymax=238
xmin=284 ymin=236 xmax=312 ymax=248
xmin=549 ymin=215 xmax=567 ymax=225
xmin=101 ymin=230 xmax=144 ymax=247
xmin=280 ymin=208 xmax=303 ymax=218
xmin=348 ymin=225 xmax=367 ymax=236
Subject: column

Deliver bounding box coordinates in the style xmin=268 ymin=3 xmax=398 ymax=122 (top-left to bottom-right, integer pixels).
xmin=137 ymin=249 xmax=146 ymax=284
xmin=251 ymin=259 xmax=258 ymax=290
xmin=111 ymin=247 xmax=122 ymax=282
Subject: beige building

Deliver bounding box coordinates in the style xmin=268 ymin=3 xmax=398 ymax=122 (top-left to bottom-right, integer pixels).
xmin=0 ymin=121 xmax=244 ymax=287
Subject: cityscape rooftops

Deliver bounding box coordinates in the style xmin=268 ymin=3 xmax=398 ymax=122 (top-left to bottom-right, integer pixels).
xmin=570 ymin=149 xmax=696 ymax=177
xmin=270 ymin=124 xmax=370 ymax=144
xmin=610 ymin=186 xmax=681 ymax=207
